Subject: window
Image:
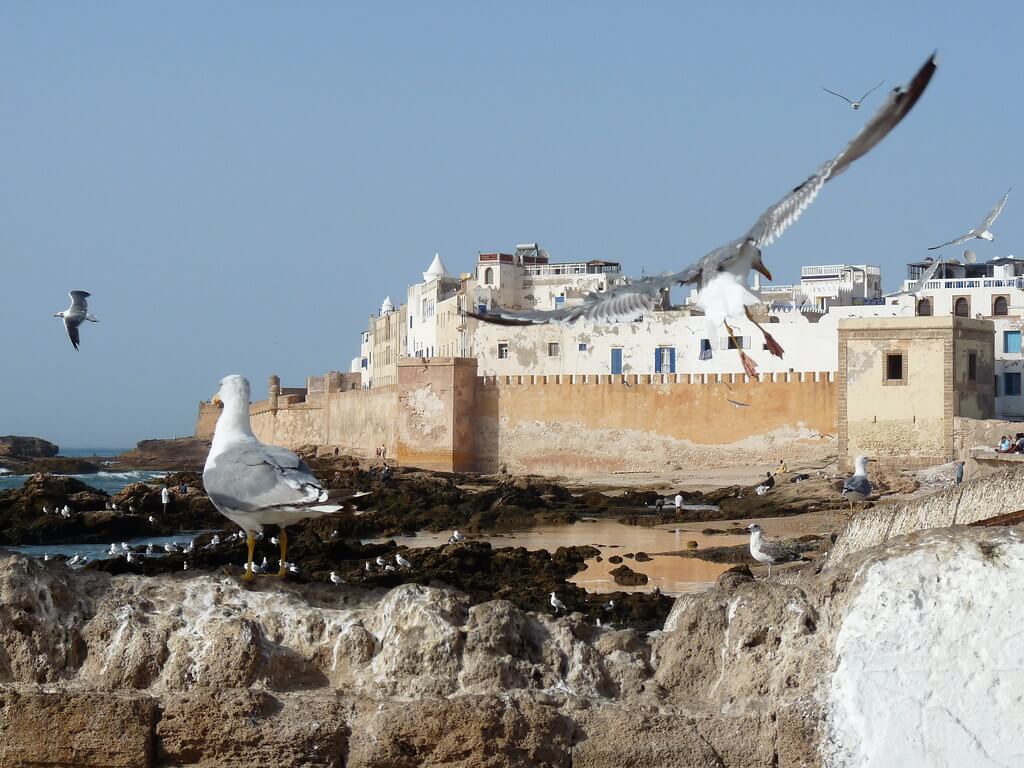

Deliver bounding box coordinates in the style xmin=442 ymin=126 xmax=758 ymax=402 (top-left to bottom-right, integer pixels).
xmin=360 ymin=358 xmax=367 ymax=369
xmin=726 ymin=335 xmax=746 ymax=350
xmin=555 ymin=296 xmax=565 ymax=306
xmin=484 ymin=267 xmax=493 ymax=285
xmin=654 ymin=346 xmax=676 ymax=373
xmin=699 ymin=339 xmax=712 ymax=361
xmin=1005 ymin=331 xmax=1021 ymax=354
xmin=954 ymin=297 xmax=970 ymax=317
xmin=578 ymin=343 xmax=588 ymax=352
xmin=497 ymin=343 xmax=508 ymax=359
xmin=547 ymin=342 xmax=560 ymax=357
xmin=1005 ymin=372 xmax=1022 ymax=397
xmin=968 ymin=353 xmax=977 ymax=382
xmin=885 ymin=353 xmax=905 ymax=384
xmin=994 ymin=296 xmax=1009 ymax=316
xmin=917 ymin=298 xmax=932 ymax=316
xmin=610 ymin=348 xmax=623 ymax=374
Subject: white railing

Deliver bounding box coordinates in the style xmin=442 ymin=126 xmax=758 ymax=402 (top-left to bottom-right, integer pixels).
xmin=910 ymin=278 xmax=1024 ymax=291
xmin=801 ymin=264 xmax=880 ymax=278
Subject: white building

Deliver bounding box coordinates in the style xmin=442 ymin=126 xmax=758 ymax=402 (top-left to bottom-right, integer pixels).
xmin=757 ymin=263 xmax=883 ymax=311
xmin=889 ymin=255 xmax=1024 ymax=419
xmin=407 ymin=253 xmax=461 ymax=359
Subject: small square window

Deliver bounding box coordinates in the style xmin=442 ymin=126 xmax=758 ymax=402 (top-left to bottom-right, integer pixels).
xmin=497 ymin=343 xmax=509 ymax=359
xmin=1006 ymin=372 xmax=1022 ymax=397
xmin=578 ymin=343 xmax=588 ymax=352
xmin=968 ymin=353 xmax=977 ymax=382
xmin=885 ymin=353 xmax=905 ymax=383
xmin=727 ymin=335 xmax=746 ymax=350
xmin=547 ymin=342 xmax=560 ymax=357
xmin=699 ymin=339 xmax=712 ymax=361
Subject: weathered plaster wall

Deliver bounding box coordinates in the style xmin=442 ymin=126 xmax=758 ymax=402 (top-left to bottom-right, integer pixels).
xmin=194 ymin=403 xmax=221 ymax=441
xmin=474 ymin=372 xmax=837 ymax=475
xmin=395 ymin=358 xmax=476 ymax=472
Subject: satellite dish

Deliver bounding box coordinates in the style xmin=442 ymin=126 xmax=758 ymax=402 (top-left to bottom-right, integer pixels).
xmin=964 ymin=249 xmax=977 ymax=264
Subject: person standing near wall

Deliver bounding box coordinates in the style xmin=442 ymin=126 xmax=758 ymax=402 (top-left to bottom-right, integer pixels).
xmin=161 ymin=485 xmax=171 ymax=515
xmin=674 ymin=492 xmax=683 ymax=509
xmin=955 ymin=461 xmax=965 ymax=486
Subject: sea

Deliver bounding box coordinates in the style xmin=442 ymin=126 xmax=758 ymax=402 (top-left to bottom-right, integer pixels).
xmin=0 ymin=447 xmax=170 ymax=493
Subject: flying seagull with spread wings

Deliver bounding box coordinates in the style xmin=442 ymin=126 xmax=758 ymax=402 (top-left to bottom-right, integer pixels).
xmin=822 ymin=79 xmax=885 ymax=110
xmin=884 ymin=257 xmax=944 ymax=301
xmin=466 ymin=53 xmax=938 ymax=377
xmin=928 ymin=188 xmax=1012 ymax=250
xmin=53 ymin=291 xmax=99 ymax=350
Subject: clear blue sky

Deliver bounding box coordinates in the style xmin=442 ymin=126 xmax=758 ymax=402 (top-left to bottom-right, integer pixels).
xmin=1 ymin=2 xmax=1021 ymax=448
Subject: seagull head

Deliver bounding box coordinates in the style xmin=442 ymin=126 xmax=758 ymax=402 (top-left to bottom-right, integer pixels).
xmin=745 ymin=524 xmax=763 ymax=535
xmin=854 ymin=455 xmax=871 ymax=474
xmin=211 ymin=374 xmax=250 ymax=409
xmin=53 ymin=311 xmax=64 ymax=318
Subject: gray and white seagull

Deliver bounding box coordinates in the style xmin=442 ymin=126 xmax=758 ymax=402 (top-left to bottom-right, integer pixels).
xmin=929 ymin=188 xmax=1012 ymax=250
xmin=746 ymin=523 xmax=810 ymax=578
xmin=203 ymin=374 xmax=371 ymax=581
xmin=822 ymin=79 xmax=885 ymax=110
xmin=466 ymin=54 xmax=937 ymax=377
xmin=53 ymin=290 xmax=98 ymax=350
xmin=841 ymin=455 xmax=873 ymax=511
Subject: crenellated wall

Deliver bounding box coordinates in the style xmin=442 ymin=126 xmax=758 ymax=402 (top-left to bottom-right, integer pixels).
xmin=198 ymin=362 xmax=838 ymax=473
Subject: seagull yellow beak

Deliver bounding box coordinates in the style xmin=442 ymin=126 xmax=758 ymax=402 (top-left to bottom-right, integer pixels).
xmin=211 ymin=394 xmax=222 ymax=406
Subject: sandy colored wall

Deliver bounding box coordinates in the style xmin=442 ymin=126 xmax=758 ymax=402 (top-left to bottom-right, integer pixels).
xmin=473 ymin=372 xmax=837 ymax=476
xmin=194 ymin=403 xmax=221 ymax=441
xmin=325 ymin=386 xmax=396 ymax=457
xmin=395 ymin=358 xmax=476 ymax=472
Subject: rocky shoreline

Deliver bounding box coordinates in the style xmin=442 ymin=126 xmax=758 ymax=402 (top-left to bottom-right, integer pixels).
xmin=0 ymin=526 xmax=1015 ymax=766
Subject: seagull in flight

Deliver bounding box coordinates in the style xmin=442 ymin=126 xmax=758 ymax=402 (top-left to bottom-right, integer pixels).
xmin=885 ymin=257 xmax=944 ymax=300
xmin=822 ymin=79 xmax=885 ymax=110
xmin=466 ymin=54 xmax=938 ymax=377
xmin=929 ymin=188 xmax=1012 ymax=250
xmin=53 ymin=291 xmax=98 ymax=350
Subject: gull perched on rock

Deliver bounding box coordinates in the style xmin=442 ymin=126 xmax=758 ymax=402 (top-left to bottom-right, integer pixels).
xmin=822 ymin=79 xmax=885 ymax=110
xmin=53 ymin=291 xmax=98 ymax=350
xmin=550 ymin=592 xmax=566 ymax=614
xmin=203 ymin=374 xmax=371 ymax=582
xmin=465 ymin=54 xmax=937 ymax=377
xmin=746 ymin=524 xmax=810 ymax=578
xmin=330 ymin=571 xmax=344 ymax=585
xmin=842 ymin=455 xmax=873 ymax=511
xmin=395 ymin=553 xmax=412 ymax=569
xmin=929 ymin=188 xmax=1012 ymax=250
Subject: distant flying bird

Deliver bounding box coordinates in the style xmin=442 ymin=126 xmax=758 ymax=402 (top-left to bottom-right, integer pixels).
xmin=53 ymin=291 xmax=98 ymax=350
xmin=929 ymin=188 xmax=1012 ymax=250
xmin=466 ymin=54 xmax=937 ymax=377
xmin=727 ymin=398 xmax=751 ymax=408
xmin=822 ymin=79 xmax=885 ymax=110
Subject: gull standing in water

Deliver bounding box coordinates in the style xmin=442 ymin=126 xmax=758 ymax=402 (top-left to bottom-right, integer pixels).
xmin=746 ymin=524 xmax=809 ymax=578
xmin=465 ymin=54 xmax=937 ymax=376
xmin=842 ymin=455 xmax=873 ymax=511
xmin=929 ymin=188 xmax=1012 ymax=250
xmin=53 ymin=291 xmax=99 ymax=350
xmin=203 ymin=375 xmax=371 ymax=581
xmin=822 ymin=79 xmax=885 ymax=110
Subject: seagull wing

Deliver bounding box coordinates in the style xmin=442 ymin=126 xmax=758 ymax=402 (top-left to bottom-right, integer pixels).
xmin=857 ymin=79 xmax=886 ymax=103
xmin=912 ymin=258 xmax=943 ymax=293
xmin=842 ymin=475 xmax=872 ymax=496
xmin=469 ymin=53 xmax=937 ymax=329
xmin=927 ymin=233 xmax=974 ymax=251
xmin=980 ymin=187 xmax=1012 ymax=230
xmin=822 ymin=87 xmax=854 ymax=105
xmin=205 ymin=441 xmax=328 ymax=514
xmin=745 ymin=53 xmax=937 ymax=249
xmin=65 ymin=319 xmax=81 ymax=350
xmin=69 ymin=291 xmax=90 ymax=311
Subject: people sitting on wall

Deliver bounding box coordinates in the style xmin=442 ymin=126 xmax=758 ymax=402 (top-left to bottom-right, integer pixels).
xmin=755 ymin=472 xmax=776 ymax=496
xmin=996 ymin=435 xmax=1012 ymax=453
xmin=775 ymin=458 xmax=788 ymax=475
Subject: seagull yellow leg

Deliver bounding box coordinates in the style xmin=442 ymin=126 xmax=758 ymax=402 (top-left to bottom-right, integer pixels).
xmin=243 ymin=531 xmax=255 ymax=583
xmin=277 ymin=528 xmax=288 ymax=578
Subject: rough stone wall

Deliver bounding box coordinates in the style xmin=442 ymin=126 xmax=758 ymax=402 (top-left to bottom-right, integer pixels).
xmin=395 ymin=358 xmax=477 ymax=472
xmin=827 ymin=461 xmax=1024 ymax=562
xmin=194 ymin=402 xmax=222 ymax=441
xmin=325 ymin=386 xmax=396 ymax=458
xmin=474 ymin=372 xmax=837 ymax=475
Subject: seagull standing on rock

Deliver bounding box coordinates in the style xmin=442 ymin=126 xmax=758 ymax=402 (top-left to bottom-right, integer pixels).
xmin=330 ymin=571 xmax=344 ymax=585
xmin=842 ymin=455 xmax=873 ymax=511
xmin=550 ymin=592 xmax=566 ymax=614
xmin=395 ymin=553 xmax=411 ymax=569
xmin=465 ymin=55 xmax=937 ymax=377
xmin=746 ymin=524 xmax=809 ymax=578
xmin=448 ymin=530 xmax=465 ymax=544
xmin=203 ymin=374 xmax=373 ymax=583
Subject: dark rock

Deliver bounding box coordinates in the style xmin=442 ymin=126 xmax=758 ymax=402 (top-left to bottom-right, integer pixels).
xmin=634 ymin=552 xmax=652 ymax=562
xmin=609 ymin=564 xmax=648 ymax=586
xmin=0 ymin=436 xmax=58 ymax=459
xmin=111 ymin=438 xmax=211 ymax=471
xmin=608 ymin=555 xmax=623 ymax=564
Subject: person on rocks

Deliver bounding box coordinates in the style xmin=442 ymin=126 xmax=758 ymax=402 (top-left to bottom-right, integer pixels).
xmin=674 ymin=491 xmax=683 ymax=509
xmin=161 ymin=485 xmax=171 ymax=514
xmin=655 ymin=497 xmax=665 ymax=512
xmin=955 ymin=461 xmax=965 ymax=486
xmin=775 ymin=457 xmax=788 ymax=474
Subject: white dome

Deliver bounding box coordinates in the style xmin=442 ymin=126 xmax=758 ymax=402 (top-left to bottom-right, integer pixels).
xmin=380 ymin=296 xmax=395 ymax=315
xmin=422 ymin=252 xmax=449 ymax=282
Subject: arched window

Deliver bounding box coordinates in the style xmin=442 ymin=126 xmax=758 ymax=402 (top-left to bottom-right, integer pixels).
xmin=917 ymin=298 xmax=932 ymax=316
xmin=994 ymin=296 xmax=1009 ymax=316
xmin=484 ymin=267 xmax=494 ymax=285
xmin=954 ymin=297 xmax=970 ymax=317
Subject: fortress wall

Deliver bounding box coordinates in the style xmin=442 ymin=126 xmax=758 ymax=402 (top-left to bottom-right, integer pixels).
xmin=473 ymin=371 xmax=838 ymax=476
xmin=324 ymin=385 xmax=397 ymax=458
